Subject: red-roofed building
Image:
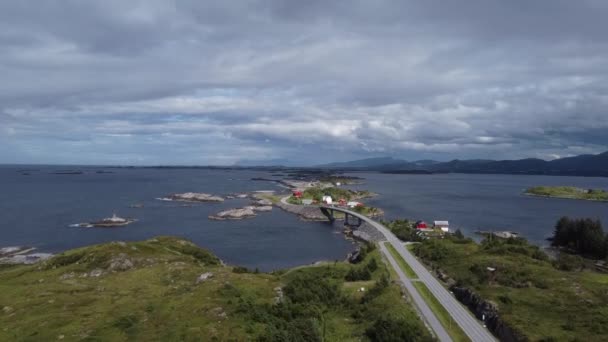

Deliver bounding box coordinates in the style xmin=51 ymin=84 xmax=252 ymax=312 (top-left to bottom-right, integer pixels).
xmin=415 ymin=221 xmax=428 ymax=229
xmin=292 ymin=190 xmax=303 ymax=198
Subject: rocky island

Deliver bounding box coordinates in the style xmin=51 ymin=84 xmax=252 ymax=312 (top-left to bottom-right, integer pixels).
xmin=208 ymin=197 xmax=273 ymax=220
xmin=209 ymin=207 xmax=257 ymax=220
xmin=158 ymin=192 xmax=225 ymax=202
xmin=525 ymin=186 xmax=608 ymax=202
xmin=70 ymin=214 xmax=137 ymax=228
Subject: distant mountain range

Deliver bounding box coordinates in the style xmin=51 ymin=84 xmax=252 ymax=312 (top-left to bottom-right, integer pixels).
xmin=316 ymin=151 xmax=608 ymax=177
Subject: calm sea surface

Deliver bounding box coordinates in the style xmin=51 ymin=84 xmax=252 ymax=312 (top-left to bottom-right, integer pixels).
xmin=0 ymin=166 xmax=353 ymax=271
xmin=2 ymin=166 xmax=608 ymax=270
xmin=347 ymin=172 xmax=608 ymax=244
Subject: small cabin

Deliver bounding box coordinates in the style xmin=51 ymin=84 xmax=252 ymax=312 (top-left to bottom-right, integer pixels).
xmin=292 ymin=190 xmax=303 ymax=198
xmin=415 ymin=221 xmax=428 ymax=229
xmin=347 ymin=201 xmax=362 ymax=208
xmin=434 ymin=221 xmax=449 ymax=232
xmin=338 ymin=198 xmax=347 ymax=206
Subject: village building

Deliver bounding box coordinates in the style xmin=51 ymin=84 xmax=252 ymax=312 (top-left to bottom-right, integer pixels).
xmin=434 ymin=220 xmax=449 ymax=232
xmin=347 ymin=201 xmax=362 ymax=208
xmin=415 ymin=221 xmax=429 ymax=230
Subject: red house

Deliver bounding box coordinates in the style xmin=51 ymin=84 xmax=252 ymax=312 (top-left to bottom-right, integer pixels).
xmin=292 ymin=190 xmax=303 ymax=198
xmin=338 ymin=198 xmax=347 ymax=206
xmin=415 ymin=221 xmax=428 ymax=229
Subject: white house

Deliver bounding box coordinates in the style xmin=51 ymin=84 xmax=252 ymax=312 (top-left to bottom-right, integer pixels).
xmin=434 ymin=220 xmax=449 ymax=232
xmin=322 ymin=195 xmax=333 ymax=204
xmin=347 ymin=201 xmax=361 ymax=208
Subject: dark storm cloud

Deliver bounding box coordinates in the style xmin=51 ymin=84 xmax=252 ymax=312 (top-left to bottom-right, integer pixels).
xmin=0 ymin=0 xmax=607 ymax=165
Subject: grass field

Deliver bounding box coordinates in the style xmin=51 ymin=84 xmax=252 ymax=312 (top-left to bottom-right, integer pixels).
xmin=412 ymin=282 xmax=470 ymax=342
xmin=0 ymin=237 xmax=432 ymax=341
xmin=384 ymin=242 xmax=469 ymax=341
xmin=385 ymin=243 xmax=418 ymax=278
xmin=412 ymin=237 xmax=608 ymax=341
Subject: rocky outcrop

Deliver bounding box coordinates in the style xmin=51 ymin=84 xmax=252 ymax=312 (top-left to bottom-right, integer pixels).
xmin=255 ymin=199 xmax=273 ymax=206
xmin=160 ymin=192 xmax=224 ymax=202
xmin=450 ymin=286 xmax=528 ymax=342
xmin=196 ymin=272 xmax=214 ymax=284
xmin=249 ymin=205 xmax=272 ymax=212
xmin=0 ymin=246 xmax=53 ymax=264
xmin=109 ymin=253 xmax=135 ymax=271
xmin=355 ymin=222 xmax=387 ymax=242
xmin=209 ymin=207 xmax=257 ymax=220
xmin=274 ymin=200 xmax=328 ymax=221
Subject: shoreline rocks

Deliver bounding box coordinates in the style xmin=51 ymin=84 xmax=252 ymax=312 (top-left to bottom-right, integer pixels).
xmin=0 ymin=246 xmax=53 ymax=265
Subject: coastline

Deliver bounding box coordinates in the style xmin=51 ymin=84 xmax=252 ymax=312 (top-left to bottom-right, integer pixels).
xmin=524 ymin=192 xmax=608 ymax=202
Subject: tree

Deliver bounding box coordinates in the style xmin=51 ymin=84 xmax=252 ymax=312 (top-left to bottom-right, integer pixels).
xmin=551 ymin=217 xmax=607 ymax=259
xmin=454 ymin=228 xmax=465 ymax=240
xmin=552 ymin=216 xmax=571 ymax=247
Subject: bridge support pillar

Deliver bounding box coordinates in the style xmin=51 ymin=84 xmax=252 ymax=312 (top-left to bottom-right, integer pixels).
xmin=320 ymin=207 xmax=335 ymax=223
xmin=344 ymin=213 xmax=363 ymax=228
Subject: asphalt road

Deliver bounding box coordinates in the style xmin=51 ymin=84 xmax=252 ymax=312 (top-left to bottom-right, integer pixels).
xmin=322 ymin=205 xmax=497 ymax=342
xmin=379 ymin=242 xmax=452 ymax=342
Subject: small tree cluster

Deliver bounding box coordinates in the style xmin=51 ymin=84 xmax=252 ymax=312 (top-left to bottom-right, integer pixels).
xmin=552 ymin=217 xmax=608 ymax=259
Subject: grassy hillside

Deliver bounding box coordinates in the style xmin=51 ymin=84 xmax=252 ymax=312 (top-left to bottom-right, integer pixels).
xmin=525 ymin=186 xmax=608 ymax=201
xmin=0 ymin=237 xmax=431 ymax=341
xmin=412 ymin=237 xmax=608 ymax=341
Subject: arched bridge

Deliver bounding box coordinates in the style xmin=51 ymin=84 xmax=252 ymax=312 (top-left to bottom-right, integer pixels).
xmin=319 ymin=205 xmax=363 ymax=227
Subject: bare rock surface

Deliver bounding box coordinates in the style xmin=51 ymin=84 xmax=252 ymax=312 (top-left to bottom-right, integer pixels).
xmin=196 ymin=272 xmax=214 ymax=284
xmin=109 ymin=253 xmax=134 ymax=271
xmin=209 ymin=207 xmax=257 ymax=220
xmin=250 ymin=205 xmax=272 ymax=212
xmin=160 ymin=192 xmax=224 ymax=202
xmin=0 ymin=246 xmax=53 ymax=264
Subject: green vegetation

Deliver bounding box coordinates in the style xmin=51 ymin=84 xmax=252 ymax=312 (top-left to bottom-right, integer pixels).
xmin=0 ymin=237 xmax=432 ymax=341
xmin=412 ymin=236 xmax=608 ymax=341
xmin=385 ymin=243 xmax=417 ymax=279
xmin=287 ymin=196 xmax=302 ymax=205
xmin=382 ymin=219 xmax=420 ymax=242
xmin=384 ymin=243 xmax=468 ymax=341
xmin=258 ymin=193 xmax=282 ymax=204
xmin=351 ymin=205 xmax=382 ymax=218
xmin=412 ymin=282 xmax=469 ymax=342
xmin=302 ymin=187 xmax=373 ymax=202
xmin=525 ymin=186 xmax=608 ymax=202
xmin=552 ymin=216 xmax=608 ymax=260
xmin=318 ymin=176 xmax=362 ymax=185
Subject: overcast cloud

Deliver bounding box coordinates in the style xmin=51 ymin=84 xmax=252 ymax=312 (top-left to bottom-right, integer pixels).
xmin=1 ymin=0 xmax=607 ymax=165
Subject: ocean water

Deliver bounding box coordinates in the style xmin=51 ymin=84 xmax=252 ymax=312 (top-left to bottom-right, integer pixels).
xmin=347 ymin=172 xmax=608 ymax=244
xmin=0 ymin=166 xmax=354 ymax=271
xmin=2 ymin=166 xmax=608 ymax=270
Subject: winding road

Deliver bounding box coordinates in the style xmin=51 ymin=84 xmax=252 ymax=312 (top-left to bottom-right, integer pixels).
xmin=320 ymin=205 xmax=497 ymax=342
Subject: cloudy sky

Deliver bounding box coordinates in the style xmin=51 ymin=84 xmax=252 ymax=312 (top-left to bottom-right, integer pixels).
xmin=1 ymin=1 xmax=607 ymax=165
